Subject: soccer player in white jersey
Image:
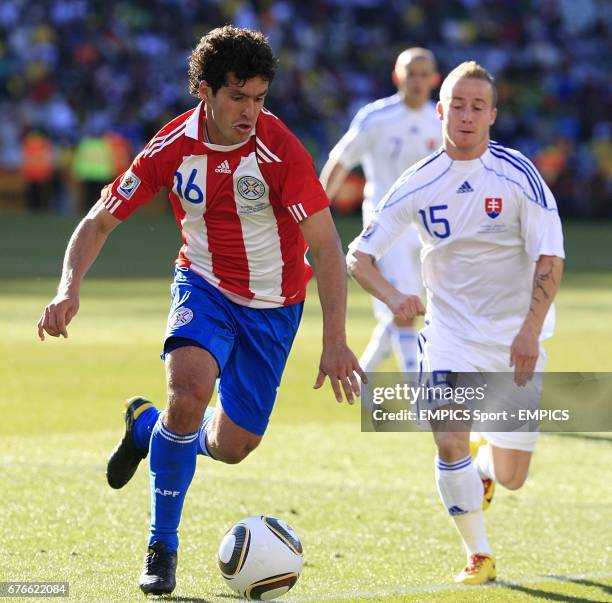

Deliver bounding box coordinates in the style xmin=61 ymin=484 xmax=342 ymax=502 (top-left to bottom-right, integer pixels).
xmin=321 ymin=48 xmax=441 ymax=374
xmin=37 ymin=26 xmax=363 ymax=596
xmin=348 ymin=61 xmax=564 ymax=584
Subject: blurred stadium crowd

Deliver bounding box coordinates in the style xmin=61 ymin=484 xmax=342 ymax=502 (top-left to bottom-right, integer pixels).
xmin=0 ymin=0 xmax=610 ymax=216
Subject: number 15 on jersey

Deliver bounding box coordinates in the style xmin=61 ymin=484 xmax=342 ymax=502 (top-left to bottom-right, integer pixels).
xmin=418 ymin=205 xmax=450 ymax=239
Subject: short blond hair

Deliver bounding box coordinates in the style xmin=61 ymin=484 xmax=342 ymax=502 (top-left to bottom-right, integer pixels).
xmin=395 ymin=47 xmax=437 ymax=72
xmin=439 ymin=61 xmax=497 ymax=107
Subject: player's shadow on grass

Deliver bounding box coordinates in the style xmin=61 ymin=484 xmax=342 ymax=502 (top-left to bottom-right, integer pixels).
xmin=555 ymin=577 xmax=612 ymax=597
xmin=170 ymin=595 xmax=243 ymax=602
xmin=498 ymin=579 xmax=610 ymax=602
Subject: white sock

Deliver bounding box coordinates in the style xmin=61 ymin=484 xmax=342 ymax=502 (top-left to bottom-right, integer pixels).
xmin=435 ymin=454 xmax=492 ymax=556
xmin=454 ymin=512 xmax=492 ymax=557
xmin=390 ymin=326 xmax=418 ymax=373
xmin=474 ymin=444 xmax=496 ymax=481
xmin=360 ymin=321 xmax=393 ymax=372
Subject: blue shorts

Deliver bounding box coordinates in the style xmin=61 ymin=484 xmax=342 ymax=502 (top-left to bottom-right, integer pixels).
xmin=162 ymin=267 xmax=303 ymax=436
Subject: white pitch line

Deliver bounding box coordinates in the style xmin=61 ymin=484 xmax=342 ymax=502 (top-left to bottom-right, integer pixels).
xmin=287 ymin=571 xmax=612 ymax=602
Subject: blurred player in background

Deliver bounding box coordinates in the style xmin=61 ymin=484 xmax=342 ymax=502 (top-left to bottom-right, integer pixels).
xmin=37 ymin=26 xmax=363 ymax=596
xmin=320 ymin=48 xmax=441 ymax=374
xmin=348 ymin=62 xmax=564 ymax=584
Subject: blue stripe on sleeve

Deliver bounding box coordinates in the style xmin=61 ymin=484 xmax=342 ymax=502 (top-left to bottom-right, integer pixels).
xmin=490 ymin=141 xmax=547 ymax=203
xmin=378 ymin=150 xmax=448 ymax=210
xmin=352 ymin=95 xmax=403 ymax=129
xmin=481 ymin=155 xmax=557 ymax=212
xmin=489 ymin=142 xmax=547 ymax=207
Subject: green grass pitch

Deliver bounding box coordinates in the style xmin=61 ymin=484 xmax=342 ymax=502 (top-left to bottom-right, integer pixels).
xmin=1 ymin=214 xmax=611 ymax=602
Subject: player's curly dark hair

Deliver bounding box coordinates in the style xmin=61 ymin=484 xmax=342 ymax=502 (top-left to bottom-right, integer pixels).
xmin=188 ymin=26 xmax=277 ymax=96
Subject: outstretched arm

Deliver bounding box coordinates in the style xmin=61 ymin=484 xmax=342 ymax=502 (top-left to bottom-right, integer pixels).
xmin=510 ymin=255 xmax=564 ymax=384
xmin=37 ymin=202 xmax=121 ymax=340
xmin=299 ymin=208 xmax=365 ymax=404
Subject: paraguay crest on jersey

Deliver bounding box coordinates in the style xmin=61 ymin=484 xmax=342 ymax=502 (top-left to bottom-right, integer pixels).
xmin=485 ymin=197 xmax=503 ymax=219
xmin=169 ymin=306 xmax=193 ymax=328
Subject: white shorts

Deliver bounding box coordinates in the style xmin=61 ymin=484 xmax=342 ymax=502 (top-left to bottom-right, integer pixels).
xmin=418 ymin=326 xmax=547 ymax=452
xmin=372 ymin=225 xmax=423 ymax=323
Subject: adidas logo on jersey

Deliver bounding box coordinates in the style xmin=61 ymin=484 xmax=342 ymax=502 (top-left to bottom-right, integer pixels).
xmin=215 ymin=160 xmax=231 ymax=174
xmin=457 ymin=180 xmax=474 ymax=193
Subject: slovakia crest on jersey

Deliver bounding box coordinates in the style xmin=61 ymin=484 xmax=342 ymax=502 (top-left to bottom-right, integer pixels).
xmin=485 ymin=197 xmax=502 ymax=219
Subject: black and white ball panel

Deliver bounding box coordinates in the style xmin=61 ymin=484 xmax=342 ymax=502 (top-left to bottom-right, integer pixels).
xmin=218 ymin=524 xmax=251 ymax=577
xmin=263 ymin=516 xmax=303 ymax=556
xmin=245 ymin=572 xmax=299 ymax=601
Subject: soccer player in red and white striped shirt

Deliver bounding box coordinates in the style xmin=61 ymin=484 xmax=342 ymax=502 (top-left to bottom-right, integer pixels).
xmin=37 ymin=26 xmax=363 ymax=596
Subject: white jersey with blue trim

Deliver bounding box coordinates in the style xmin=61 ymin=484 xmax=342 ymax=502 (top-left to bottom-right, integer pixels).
xmin=329 ymin=94 xmax=441 ymax=222
xmin=350 ymin=142 xmax=565 ymax=346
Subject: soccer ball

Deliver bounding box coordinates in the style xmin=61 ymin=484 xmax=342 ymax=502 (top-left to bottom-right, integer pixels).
xmin=218 ymin=515 xmax=304 ymax=600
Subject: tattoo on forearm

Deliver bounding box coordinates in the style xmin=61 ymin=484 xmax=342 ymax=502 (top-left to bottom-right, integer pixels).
xmin=529 ymin=261 xmax=557 ymax=315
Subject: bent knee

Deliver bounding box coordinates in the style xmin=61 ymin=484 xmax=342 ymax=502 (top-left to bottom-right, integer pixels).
xmin=213 ymin=439 xmax=260 ymax=465
xmin=435 ymin=434 xmax=470 ymax=463
xmin=496 ymin=470 xmax=528 ymax=491
xmin=167 ymin=375 xmax=210 ymax=406
xmin=166 ymin=384 xmax=210 ymax=433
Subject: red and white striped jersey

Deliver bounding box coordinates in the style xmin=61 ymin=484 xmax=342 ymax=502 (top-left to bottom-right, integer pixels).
xmin=101 ymin=103 xmax=329 ymax=308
